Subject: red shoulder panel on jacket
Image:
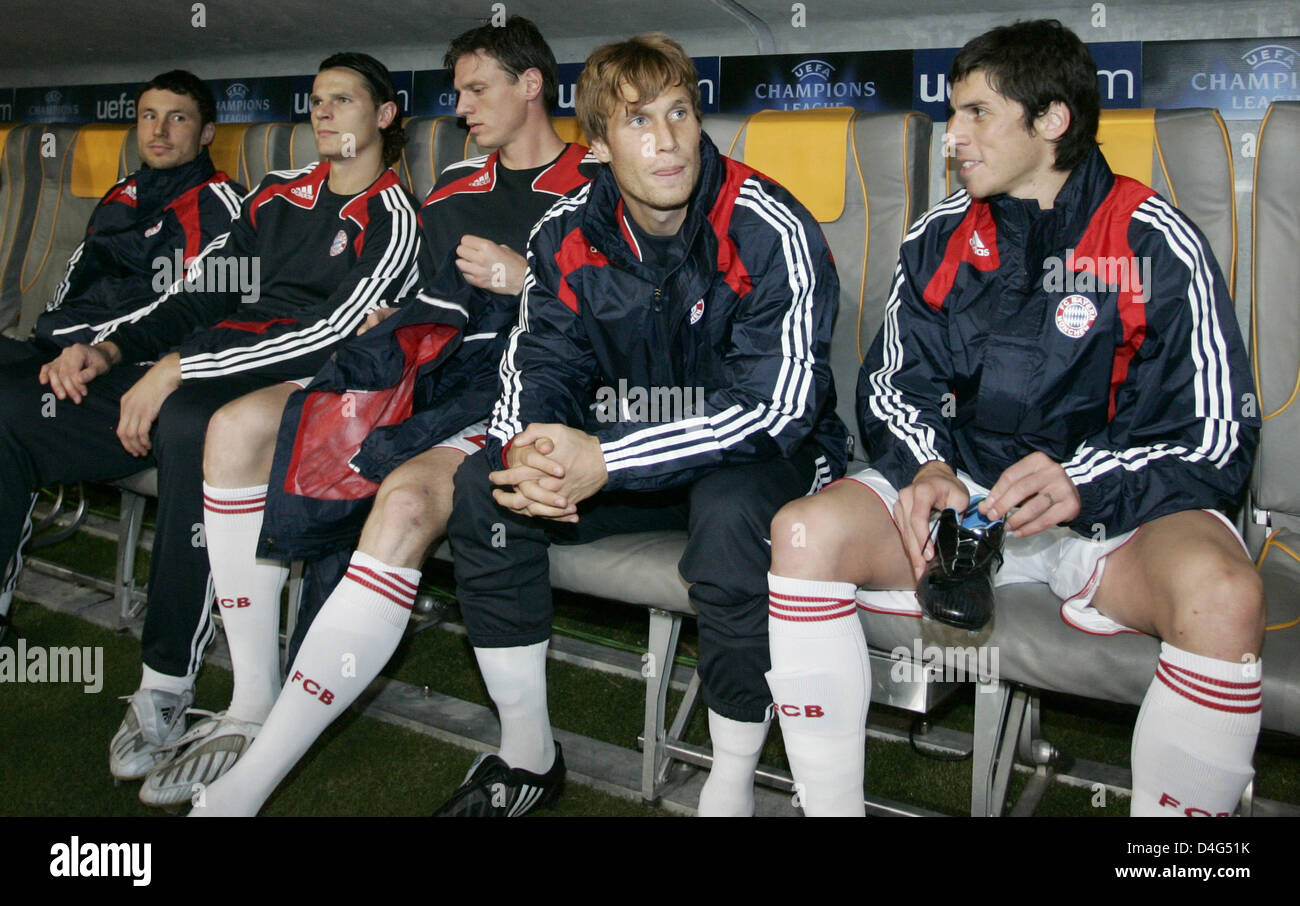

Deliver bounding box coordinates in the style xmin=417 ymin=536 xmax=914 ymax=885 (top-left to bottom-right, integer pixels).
xmin=423 ymin=153 xmax=499 ymax=207
xmin=922 ymin=201 xmax=1000 ymax=310
xmin=103 ymin=178 xmax=138 ymax=208
xmin=554 ymin=226 xmax=608 ymax=314
xmin=532 ymin=143 xmax=593 ymax=196
xmin=1072 ymin=175 xmax=1156 ymax=420
xmin=249 ymin=162 xmax=330 ymax=228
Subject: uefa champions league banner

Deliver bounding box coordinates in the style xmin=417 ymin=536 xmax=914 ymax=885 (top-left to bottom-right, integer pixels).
xmin=408 ymin=57 xmax=720 ymax=118
xmin=551 ymin=57 xmax=721 ymax=117
xmin=409 ymin=68 xmax=458 ymax=117
xmin=10 ymin=37 xmax=1298 ymax=126
xmin=15 ymin=85 xmax=93 ymax=123
xmin=204 ymin=77 xmax=293 ymax=122
xmin=718 ymin=50 xmax=912 ymax=114
xmin=913 ymin=42 xmax=1142 ymax=121
xmin=14 ymin=82 xmax=153 ymax=124
xmin=1142 ymin=38 xmax=1300 ymax=119
xmin=290 ymin=71 xmax=413 ymax=122
xmin=87 ymin=83 xmax=148 ymax=123
xmin=14 ymin=80 xmax=294 ymax=124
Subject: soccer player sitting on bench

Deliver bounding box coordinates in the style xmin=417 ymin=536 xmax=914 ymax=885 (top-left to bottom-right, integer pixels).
xmin=766 ymin=20 xmax=1263 ymax=817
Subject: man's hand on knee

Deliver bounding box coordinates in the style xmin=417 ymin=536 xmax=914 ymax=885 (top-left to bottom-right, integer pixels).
xmin=489 ymin=424 xmax=609 ymax=521
xmin=116 ymin=353 xmax=181 ymax=457
xmin=38 ymin=342 xmax=117 ymax=404
xmin=981 ymin=451 xmax=1080 ymax=537
xmin=895 ymin=461 xmax=968 ymax=580
xmin=491 ymin=435 xmax=577 ymax=520
xmin=513 ymin=423 xmax=607 ymax=511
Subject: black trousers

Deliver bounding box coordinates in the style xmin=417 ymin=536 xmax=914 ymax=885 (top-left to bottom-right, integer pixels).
xmin=0 ymin=342 xmax=273 ymax=676
xmin=447 ymin=445 xmax=826 ymax=723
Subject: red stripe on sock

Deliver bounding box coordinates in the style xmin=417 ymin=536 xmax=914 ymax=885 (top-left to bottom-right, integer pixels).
xmin=351 ymin=563 xmax=417 ymax=593
xmin=1156 ymin=663 xmax=1262 ymax=703
xmin=203 ymin=493 xmax=265 ymax=515
xmin=203 ymin=493 xmax=265 ymax=505
xmin=1161 ymin=660 xmax=1261 ymax=690
xmin=769 ymin=606 xmax=858 ymax=622
xmin=350 ymin=564 xmax=417 ymax=599
xmin=1156 ymin=671 xmax=1262 ymax=714
xmin=769 ymin=598 xmax=853 ymax=613
xmin=769 ymin=589 xmax=855 ymax=605
xmin=345 ymin=569 xmax=415 ymax=609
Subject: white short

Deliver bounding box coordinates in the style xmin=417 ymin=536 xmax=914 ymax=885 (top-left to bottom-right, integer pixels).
xmin=432 ymin=420 xmax=490 ymax=456
xmin=842 ymin=466 xmax=1247 ymax=636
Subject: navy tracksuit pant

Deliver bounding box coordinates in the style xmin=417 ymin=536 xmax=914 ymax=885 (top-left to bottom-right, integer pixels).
xmin=447 ymin=444 xmax=828 ymax=723
xmin=0 ymin=340 xmax=271 ymax=677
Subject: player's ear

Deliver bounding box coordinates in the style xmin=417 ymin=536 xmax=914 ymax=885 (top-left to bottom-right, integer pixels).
xmin=590 ymin=138 xmax=612 ymax=164
xmin=199 ymin=121 xmax=216 ymax=147
xmin=376 ymin=100 xmax=398 ymax=131
xmin=520 ymin=67 xmax=543 ymax=103
xmin=1035 ymin=100 xmax=1070 ymax=142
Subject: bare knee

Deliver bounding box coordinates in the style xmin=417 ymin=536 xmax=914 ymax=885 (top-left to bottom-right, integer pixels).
xmin=1168 ymin=551 xmax=1265 ymax=657
xmin=770 ymin=494 xmax=862 ymax=582
xmin=203 ymin=397 xmax=280 ymax=485
xmin=362 ymin=449 xmax=463 ymax=564
xmin=374 ymin=479 xmax=444 ymax=538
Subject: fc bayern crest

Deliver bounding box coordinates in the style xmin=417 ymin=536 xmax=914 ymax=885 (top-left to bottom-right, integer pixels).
xmin=689 ymin=298 xmax=705 ymax=324
xmin=1055 ymin=294 xmax=1097 ymax=339
xmin=329 ymin=229 xmax=347 ymax=257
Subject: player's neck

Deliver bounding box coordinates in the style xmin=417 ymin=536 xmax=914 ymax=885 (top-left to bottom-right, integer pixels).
xmin=326 ymin=145 xmax=386 ymax=195
xmin=1014 ymin=166 xmax=1071 ymax=211
xmin=496 ymin=116 xmax=566 ymax=171
xmin=624 ymin=197 xmax=689 ymax=238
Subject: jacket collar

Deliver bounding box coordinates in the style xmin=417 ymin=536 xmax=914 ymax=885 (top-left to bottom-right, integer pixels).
xmin=135 ymin=146 xmax=217 ymax=216
xmin=987 ymin=146 xmax=1115 ymax=252
xmin=580 ymin=131 xmax=724 ymax=276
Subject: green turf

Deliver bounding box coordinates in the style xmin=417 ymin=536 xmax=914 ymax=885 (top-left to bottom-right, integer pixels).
xmin=13 ymin=507 xmax=1300 ymax=817
xmin=0 ymin=604 xmax=663 ymax=817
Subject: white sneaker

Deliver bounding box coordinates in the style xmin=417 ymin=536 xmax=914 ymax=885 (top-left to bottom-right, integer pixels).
xmin=139 ymin=711 xmax=260 ymax=807
xmin=109 ymin=687 xmax=194 ymax=780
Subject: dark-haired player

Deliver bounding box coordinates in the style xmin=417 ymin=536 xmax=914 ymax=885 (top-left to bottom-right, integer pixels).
xmin=0 ymin=52 xmax=420 ymax=793
xmin=0 ymin=70 xmax=243 ymax=645
xmin=184 ymin=17 xmax=597 ymax=815
xmin=767 ymin=19 xmax=1261 ymax=816
xmin=440 ymin=33 xmax=845 ymax=818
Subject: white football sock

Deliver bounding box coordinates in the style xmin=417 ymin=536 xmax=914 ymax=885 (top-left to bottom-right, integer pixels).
xmin=698 ymin=710 xmax=769 ymax=816
xmin=1130 ymin=642 xmax=1262 ymax=817
xmin=765 ymin=573 xmax=869 ymax=817
xmin=474 ymin=641 xmax=554 ymax=774
xmin=140 ymin=663 xmax=194 ymax=696
xmin=203 ymin=483 xmax=287 ymax=723
xmin=190 ymin=550 xmax=417 ymax=816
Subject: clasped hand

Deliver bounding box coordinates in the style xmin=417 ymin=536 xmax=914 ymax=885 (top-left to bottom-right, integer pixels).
xmin=489 ymin=423 xmax=609 ymax=522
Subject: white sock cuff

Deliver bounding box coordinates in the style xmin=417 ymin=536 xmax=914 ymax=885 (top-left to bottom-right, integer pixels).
xmin=474 ymin=639 xmax=548 ymax=679
xmin=202 ymin=482 xmax=270 ymax=512
xmin=1159 ymin=642 xmax=1261 ymax=681
xmin=768 ymin=572 xmax=862 ymax=638
xmin=141 ymin=663 xmax=194 ymax=695
xmin=336 ymin=550 xmax=419 ymax=629
xmin=707 ymin=709 xmax=770 ymax=757
xmin=1155 ymin=642 xmax=1262 ymax=734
